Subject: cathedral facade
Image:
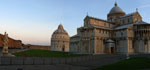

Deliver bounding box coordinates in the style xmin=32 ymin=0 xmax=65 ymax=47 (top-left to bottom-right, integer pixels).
xmin=70 ymin=3 xmax=150 ymax=54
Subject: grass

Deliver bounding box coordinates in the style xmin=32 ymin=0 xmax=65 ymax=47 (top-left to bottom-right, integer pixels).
xmin=96 ymin=57 xmax=150 ymax=70
xmin=13 ymin=49 xmax=86 ymax=58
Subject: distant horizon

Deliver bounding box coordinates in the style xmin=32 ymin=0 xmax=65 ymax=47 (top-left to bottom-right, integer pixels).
xmin=0 ymin=0 xmax=150 ymax=45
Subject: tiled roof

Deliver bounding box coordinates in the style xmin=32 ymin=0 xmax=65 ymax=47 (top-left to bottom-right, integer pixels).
xmin=135 ymin=21 xmax=150 ymax=25
xmin=71 ymin=35 xmax=80 ymax=38
xmin=115 ymin=24 xmax=133 ymax=30
xmin=92 ymin=25 xmax=113 ymax=30
xmin=87 ymin=16 xmax=107 ymax=22
xmin=114 ymin=21 xmax=150 ymax=30
xmin=120 ymin=12 xmax=137 ymax=18
xmin=85 ymin=16 xmax=114 ymax=24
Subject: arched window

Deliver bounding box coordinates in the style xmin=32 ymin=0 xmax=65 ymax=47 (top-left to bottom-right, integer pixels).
xmin=128 ymin=18 xmax=130 ymax=23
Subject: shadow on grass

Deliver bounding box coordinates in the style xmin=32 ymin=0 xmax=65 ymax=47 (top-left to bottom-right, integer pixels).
xmin=95 ymin=57 xmax=150 ymax=70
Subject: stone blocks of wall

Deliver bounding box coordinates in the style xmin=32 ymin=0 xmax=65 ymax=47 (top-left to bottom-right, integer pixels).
xmin=0 ymin=56 xmax=96 ymax=65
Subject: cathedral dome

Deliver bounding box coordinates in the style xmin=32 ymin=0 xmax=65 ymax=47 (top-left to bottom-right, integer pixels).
xmin=109 ymin=2 xmax=125 ymax=14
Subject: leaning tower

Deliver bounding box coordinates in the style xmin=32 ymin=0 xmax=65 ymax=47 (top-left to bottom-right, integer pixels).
xmin=51 ymin=24 xmax=70 ymax=52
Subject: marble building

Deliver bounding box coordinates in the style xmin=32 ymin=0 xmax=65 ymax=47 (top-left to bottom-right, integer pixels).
xmin=70 ymin=2 xmax=150 ymax=54
xmin=51 ymin=24 xmax=70 ymax=52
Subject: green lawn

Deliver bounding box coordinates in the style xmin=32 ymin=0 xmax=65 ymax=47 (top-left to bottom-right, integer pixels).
xmin=13 ymin=49 xmax=86 ymax=57
xmin=96 ymin=57 xmax=150 ymax=70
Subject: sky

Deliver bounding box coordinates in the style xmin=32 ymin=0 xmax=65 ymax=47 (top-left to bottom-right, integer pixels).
xmin=0 ymin=0 xmax=150 ymax=45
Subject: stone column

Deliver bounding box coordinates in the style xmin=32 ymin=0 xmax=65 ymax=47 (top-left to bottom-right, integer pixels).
xmin=126 ymin=38 xmax=130 ymax=59
xmin=91 ymin=38 xmax=95 ymax=54
xmin=100 ymin=39 xmax=103 ymax=53
xmin=94 ymin=37 xmax=96 ymax=54
xmin=88 ymin=38 xmax=91 ymax=54
xmin=148 ymin=40 xmax=150 ymax=53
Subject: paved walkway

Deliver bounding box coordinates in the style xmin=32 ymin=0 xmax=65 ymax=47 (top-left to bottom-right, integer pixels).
xmin=0 ymin=64 xmax=90 ymax=70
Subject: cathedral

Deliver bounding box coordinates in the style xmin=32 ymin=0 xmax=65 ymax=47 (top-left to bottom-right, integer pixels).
xmin=70 ymin=2 xmax=150 ymax=54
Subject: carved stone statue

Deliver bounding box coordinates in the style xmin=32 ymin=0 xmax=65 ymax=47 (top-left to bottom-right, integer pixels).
xmin=2 ymin=32 xmax=9 ymax=56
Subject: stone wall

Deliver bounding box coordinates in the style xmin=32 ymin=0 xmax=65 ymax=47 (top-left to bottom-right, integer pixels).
xmin=95 ymin=39 xmax=105 ymax=54
xmin=24 ymin=45 xmax=50 ymax=50
xmin=0 ymin=34 xmax=22 ymax=49
xmin=0 ymin=56 xmax=97 ymax=65
xmin=1 ymin=54 xmax=150 ymax=65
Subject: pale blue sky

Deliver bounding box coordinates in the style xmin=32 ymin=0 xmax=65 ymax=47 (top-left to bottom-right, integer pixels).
xmin=0 ymin=0 xmax=150 ymax=45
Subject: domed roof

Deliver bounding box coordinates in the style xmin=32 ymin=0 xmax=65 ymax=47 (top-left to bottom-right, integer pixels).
xmin=53 ymin=24 xmax=68 ymax=35
xmin=109 ymin=2 xmax=125 ymax=14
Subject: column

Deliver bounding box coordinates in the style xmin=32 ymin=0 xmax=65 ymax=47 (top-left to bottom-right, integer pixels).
xmin=148 ymin=40 xmax=150 ymax=53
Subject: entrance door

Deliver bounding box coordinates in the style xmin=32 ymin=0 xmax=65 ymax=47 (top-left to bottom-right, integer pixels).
xmin=62 ymin=45 xmax=65 ymax=52
xmin=111 ymin=47 xmax=115 ymax=53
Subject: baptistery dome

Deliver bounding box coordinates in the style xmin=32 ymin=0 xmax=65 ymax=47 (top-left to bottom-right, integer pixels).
xmin=51 ymin=24 xmax=69 ymax=52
